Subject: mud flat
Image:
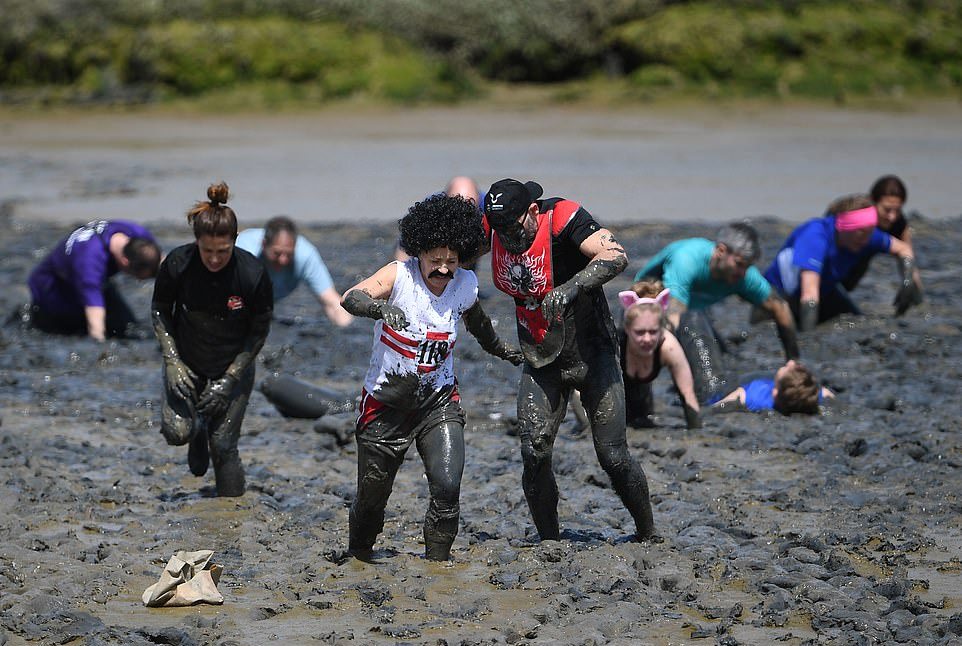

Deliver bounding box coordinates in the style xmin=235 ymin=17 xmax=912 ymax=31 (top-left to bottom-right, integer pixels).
xmin=1 ymin=208 xmax=962 ymax=644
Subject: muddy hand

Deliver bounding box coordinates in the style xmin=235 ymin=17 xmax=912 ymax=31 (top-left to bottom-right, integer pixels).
xmin=893 ymin=280 xmax=923 ymax=316
xmin=541 ymin=281 xmax=579 ymax=323
xmin=165 ymin=358 xmax=197 ymax=400
xmin=684 ymin=403 xmax=701 ymax=429
xmin=379 ymin=303 xmax=409 ymax=331
xmin=197 ymin=374 xmax=237 ymax=417
xmin=496 ymin=342 xmax=524 ymax=366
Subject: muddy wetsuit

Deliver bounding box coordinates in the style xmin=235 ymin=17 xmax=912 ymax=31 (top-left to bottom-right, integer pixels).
xmin=841 ymin=213 xmax=907 ymax=291
xmin=151 ymin=243 xmax=272 ymax=496
xmin=764 ymin=215 xmax=892 ymax=325
xmin=486 ymin=199 xmax=654 ymax=540
xmin=28 ymin=220 xmax=155 ymax=336
xmin=619 ymin=331 xmax=664 ymax=428
xmin=349 ymin=259 xmax=479 ymax=561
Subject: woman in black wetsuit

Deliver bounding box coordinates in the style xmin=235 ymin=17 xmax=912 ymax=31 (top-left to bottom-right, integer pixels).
xmin=618 ymin=280 xmax=700 ymax=429
xmin=151 ymin=182 xmax=273 ymax=496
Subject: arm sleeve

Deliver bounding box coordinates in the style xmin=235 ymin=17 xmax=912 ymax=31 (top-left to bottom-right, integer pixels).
xmin=791 ymin=227 xmax=829 ymax=274
xmin=71 ymin=242 xmax=109 ymax=308
xmin=659 ymin=252 xmax=696 ymax=307
xmin=553 ymin=203 xmax=601 ymax=247
xmin=296 ymin=237 xmax=334 ymax=296
xmin=869 ymin=229 xmax=893 ymax=254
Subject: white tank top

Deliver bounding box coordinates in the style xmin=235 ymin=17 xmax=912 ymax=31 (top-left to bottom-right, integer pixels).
xmin=363 ymin=258 xmax=478 ymax=408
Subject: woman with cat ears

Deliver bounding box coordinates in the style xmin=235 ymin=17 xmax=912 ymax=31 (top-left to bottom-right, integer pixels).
xmin=618 ymin=279 xmax=701 ymax=430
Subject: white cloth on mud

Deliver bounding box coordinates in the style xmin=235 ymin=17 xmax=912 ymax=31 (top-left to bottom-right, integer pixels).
xmin=142 ymin=549 xmax=224 ymax=607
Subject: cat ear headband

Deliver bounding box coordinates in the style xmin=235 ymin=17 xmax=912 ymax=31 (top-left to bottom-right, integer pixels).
xmin=618 ymin=288 xmax=671 ymax=314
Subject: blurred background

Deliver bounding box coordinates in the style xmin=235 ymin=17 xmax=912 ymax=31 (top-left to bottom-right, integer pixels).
xmin=1 ymin=0 xmax=961 ymax=225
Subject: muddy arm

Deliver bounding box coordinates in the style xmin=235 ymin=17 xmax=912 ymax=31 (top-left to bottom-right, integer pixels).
xmin=462 ymin=300 xmax=522 ymax=365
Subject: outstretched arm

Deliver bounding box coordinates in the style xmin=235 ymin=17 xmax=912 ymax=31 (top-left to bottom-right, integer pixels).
xmin=662 ymin=332 xmax=700 ymax=428
xmin=758 ymin=292 xmax=800 ymax=359
xmin=888 ymin=237 xmax=923 ymax=315
xmin=341 ymin=262 xmax=407 ymax=329
xmin=317 ymin=287 xmax=353 ymax=327
xmin=796 ymin=270 xmax=821 ymax=332
xmin=541 ymin=228 xmax=628 ymax=322
xmin=462 ymin=300 xmax=523 ymax=365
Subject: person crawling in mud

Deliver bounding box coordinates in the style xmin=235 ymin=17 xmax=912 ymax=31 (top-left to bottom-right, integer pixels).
xmin=481 ymin=178 xmax=655 ymax=541
xmin=710 ymin=359 xmax=834 ymax=415
xmin=764 ymin=193 xmax=923 ymax=331
xmin=618 ymin=280 xmax=700 ymax=430
xmin=151 ymin=182 xmax=273 ymax=497
xmin=27 ymin=219 xmax=161 ymax=341
xmin=340 ymin=194 xmax=521 ymax=561
xmin=635 ymin=222 xmax=800 ymax=404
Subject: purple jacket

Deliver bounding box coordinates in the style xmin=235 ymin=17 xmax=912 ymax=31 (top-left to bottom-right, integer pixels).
xmin=28 ymin=220 xmax=155 ymax=315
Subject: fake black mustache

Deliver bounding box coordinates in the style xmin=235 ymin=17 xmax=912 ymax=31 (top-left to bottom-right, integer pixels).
xmin=429 ymin=270 xmax=453 ymax=280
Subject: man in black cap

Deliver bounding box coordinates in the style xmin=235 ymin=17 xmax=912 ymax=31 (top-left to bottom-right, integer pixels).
xmin=482 ymin=178 xmax=654 ymax=541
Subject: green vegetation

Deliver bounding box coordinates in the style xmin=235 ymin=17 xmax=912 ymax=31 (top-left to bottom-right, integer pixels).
xmin=1 ymin=0 xmax=960 ymax=107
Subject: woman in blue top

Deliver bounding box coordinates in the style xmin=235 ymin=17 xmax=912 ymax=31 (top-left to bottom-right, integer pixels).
xmin=763 ymin=194 xmax=920 ymax=331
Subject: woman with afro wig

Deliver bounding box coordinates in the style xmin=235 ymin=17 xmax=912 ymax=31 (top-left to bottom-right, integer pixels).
xmin=341 ymin=194 xmax=522 ymax=561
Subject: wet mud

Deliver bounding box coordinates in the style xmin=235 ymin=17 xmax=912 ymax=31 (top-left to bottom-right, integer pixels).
xmin=2 ymin=211 xmax=962 ymax=645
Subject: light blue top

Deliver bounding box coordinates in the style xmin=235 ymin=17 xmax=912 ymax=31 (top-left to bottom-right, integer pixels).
xmin=235 ymin=228 xmax=334 ymax=302
xmin=635 ymin=238 xmax=771 ymax=310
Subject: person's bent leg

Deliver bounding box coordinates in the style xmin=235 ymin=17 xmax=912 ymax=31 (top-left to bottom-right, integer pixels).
xmin=350 ymin=400 xmax=411 ymax=556
xmin=517 ymin=366 xmax=567 ymax=541
xmin=676 ymin=310 xmax=729 ymax=404
xmin=416 ymin=397 xmax=466 ymax=560
xmin=206 ymin=367 xmax=254 ymax=497
xmin=160 ymin=366 xmax=198 ymax=447
xmin=580 ymin=356 xmax=655 ymax=539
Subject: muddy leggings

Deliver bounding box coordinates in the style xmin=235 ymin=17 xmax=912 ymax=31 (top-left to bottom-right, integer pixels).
xmin=675 ymin=310 xmax=730 ymax=405
xmin=350 ymin=392 xmax=466 ymax=560
xmin=517 ymin=352 xmax=654 ymax=541
xmin=160 ymin=364 xmax=254 ymax=497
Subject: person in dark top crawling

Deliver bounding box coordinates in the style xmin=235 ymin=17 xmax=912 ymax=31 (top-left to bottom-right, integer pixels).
xmin=151 ymin=182 xmax=273 ymax=497
xmin=841 ymin=175 xmax=923 ymax=297
xmin=481 ymin=178 xmax=654 ymax=541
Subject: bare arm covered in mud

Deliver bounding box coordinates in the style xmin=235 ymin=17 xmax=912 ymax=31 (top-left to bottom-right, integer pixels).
xmin=462 ymin=300 xmax=523 ymax=365
xmin=340 ymin=262 xmax=408 ymax=330
xmin=661 ymin=330 xmax=701 ymax=428
xmin=888 ymin=237 xmax=924 ymax=315
xmin=758 ymin=292 xmax=800 ymax=359
xmin=541 ymin=228 xmax=628 ymax=322
xmin=798 ymin=270 xmax=821 ymax=332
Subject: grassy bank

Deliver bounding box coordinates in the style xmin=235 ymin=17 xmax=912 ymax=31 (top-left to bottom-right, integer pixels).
xmin=1 ymin=1 xmax=960 ymax=107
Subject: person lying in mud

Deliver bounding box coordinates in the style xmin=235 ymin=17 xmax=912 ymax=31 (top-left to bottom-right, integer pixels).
xmin=841 ymin=175 xmax=924 ymax=303
xmin=635 ymin=222 xmax=800 ymax=403
xmin=763 ymin=194 xmax=922 ymax=331
xmin=235 ymin=215 xmax=352 ymax=327
xmin=27 ymin=219 xmax=161 ymax=341
xmin=481 ymin=178 xmax=655 ymax=542
xmin=151 ymin=182 xmax=273 ymax=497
xmin=618 ymin=280 xmax=700 ymax=430
xmin=709 ymin=359 xmax=834 ymax=415
xmin=341 ymin=194 xmax=521 ymax=561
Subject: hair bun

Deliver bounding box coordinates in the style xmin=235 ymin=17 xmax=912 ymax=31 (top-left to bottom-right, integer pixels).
xmin=207 ymin=182 xmax=230 ymax=206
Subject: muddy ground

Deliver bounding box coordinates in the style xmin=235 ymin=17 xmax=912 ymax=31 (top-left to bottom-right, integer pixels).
xmin=1 ymin=209 xmax=961 ymax=646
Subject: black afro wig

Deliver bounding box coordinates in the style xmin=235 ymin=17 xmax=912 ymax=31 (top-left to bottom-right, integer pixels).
xmin=398 ymin=194 xmax=484 ymax=262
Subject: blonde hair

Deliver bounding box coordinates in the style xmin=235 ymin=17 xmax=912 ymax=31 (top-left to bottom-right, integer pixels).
xmin=624 ymin=279 xmax=668 ymax=327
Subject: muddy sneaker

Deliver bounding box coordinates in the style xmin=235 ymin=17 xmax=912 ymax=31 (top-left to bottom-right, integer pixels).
xmin=188 ymin=417 xmax=209 ymax=476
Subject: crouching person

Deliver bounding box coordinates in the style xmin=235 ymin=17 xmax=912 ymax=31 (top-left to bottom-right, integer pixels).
xmin=151 ymin=182 xmax=273 ymax=496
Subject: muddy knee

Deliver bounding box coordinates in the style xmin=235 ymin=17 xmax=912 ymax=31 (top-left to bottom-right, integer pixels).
xmin=161 ymin=408 xmax=192 ymax=446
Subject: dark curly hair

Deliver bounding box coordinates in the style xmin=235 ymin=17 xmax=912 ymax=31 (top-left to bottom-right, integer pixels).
xmin=398 ymin=194 xmax=484 ymax=262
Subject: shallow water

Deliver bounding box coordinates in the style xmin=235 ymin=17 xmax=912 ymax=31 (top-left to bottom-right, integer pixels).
xmin=2 ymin=103 xmax=962 ymax=228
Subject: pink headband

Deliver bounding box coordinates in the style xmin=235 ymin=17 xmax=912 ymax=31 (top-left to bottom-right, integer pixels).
xmin=619 ymin=288 xmax=670 ymax=316
xmin=835 ymin=206 xmax=877 ymax=231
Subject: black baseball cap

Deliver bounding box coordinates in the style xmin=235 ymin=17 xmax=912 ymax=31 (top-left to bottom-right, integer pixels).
xmin=484 ymin=178 xmax=543 ymax=229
